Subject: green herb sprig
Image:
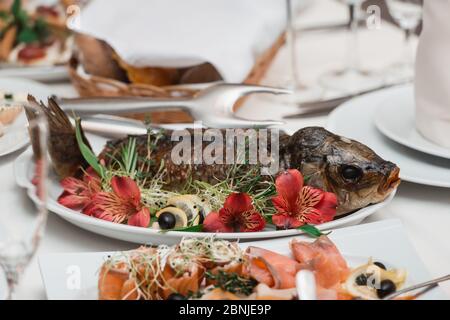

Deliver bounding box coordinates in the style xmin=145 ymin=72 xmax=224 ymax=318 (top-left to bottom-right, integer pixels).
xmin=75 ymin=118 xmax=106 ymax=179
xmin=7 ymin=0 xmax=50 ymax=44
xmin=205 ymin=271 xmax=257 ymax=296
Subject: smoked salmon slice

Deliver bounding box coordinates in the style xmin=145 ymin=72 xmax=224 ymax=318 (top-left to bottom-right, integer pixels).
xmin=245 ymin=246 xmax=300 ymax=289
xmin=290 ymin=236 xmax=350 ymax=289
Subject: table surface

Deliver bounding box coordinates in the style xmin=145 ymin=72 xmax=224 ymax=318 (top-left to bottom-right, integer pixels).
xmin=5 ymin=0 xmax=449 ymax=299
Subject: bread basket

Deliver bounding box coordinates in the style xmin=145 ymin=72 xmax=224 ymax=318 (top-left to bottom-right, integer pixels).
xmin=68 ymin=33 xmax=285 ymax=123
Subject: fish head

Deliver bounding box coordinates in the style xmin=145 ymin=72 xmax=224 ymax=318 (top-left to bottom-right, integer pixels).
xmin=322 ymin=135 xmax=400 ymax=214
xmin=288 ymin=127 xmax=400 ymax=215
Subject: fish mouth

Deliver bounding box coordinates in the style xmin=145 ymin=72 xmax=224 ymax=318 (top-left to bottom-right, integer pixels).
xmin=379 ymin=166 xmax=401 ymax=194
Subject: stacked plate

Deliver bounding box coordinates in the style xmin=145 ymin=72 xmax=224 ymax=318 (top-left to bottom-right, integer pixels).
xmin=327 ymin=85 xmax=450 ymax=188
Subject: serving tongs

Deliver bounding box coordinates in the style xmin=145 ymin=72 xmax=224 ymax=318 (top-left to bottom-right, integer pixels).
xmin=55 ymin=83 xmax=290 ymax=128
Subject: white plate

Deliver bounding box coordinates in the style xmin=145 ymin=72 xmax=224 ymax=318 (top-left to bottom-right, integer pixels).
xmin=0 ymin=110 xmax=29 ymax=157
xmin=0 ymin=65 xmax=69 ymax=82
xmin=0 ymin=78 xmax=53 ymax=157
xmin=328 ymin=85 xmax=450 ymax=188
xmin=38 ymin=219 xmax=447 ymax=300
xmin=374 ymin=87 xmax=450 ymax=159
xmin=14 ymin=141 xmax=395 ymax=245
xmin=0 ymin=77 xmax=53 ymax=101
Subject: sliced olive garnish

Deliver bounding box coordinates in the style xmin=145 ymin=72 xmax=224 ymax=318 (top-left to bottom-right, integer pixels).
xmin=355 ymin=273 xmax=368 ymax=286
xmin=167 ymin=195 xmax=200 ymax=225
xmin=156 ymin=207 xmax=188 ymax=229
xmin=374 ymin=261 xmax=387 ymax=270
xmin=158 ymin=212 xmax=176 ymax=230
xmin=376 ymin=279 xmax=396 ymax=299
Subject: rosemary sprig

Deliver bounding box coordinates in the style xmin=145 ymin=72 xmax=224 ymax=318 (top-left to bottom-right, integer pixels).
xmin=120 ymin=137 xmax=138 ymax=178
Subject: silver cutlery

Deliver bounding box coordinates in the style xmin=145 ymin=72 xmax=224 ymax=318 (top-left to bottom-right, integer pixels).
xmin=56 ymin=83 xmax=290 ymax=129
xmin=382 ymin=274 xmax=450 ymax=300
xmin=70 ymin=115 xmax=149 ymax=138
xmin=294 ymin=270 xmax=448 ymax=300
xmin=297 ymin=22 xmax=348 ymax=33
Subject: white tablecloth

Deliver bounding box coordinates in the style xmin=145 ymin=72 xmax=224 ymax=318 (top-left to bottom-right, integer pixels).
xmin=7 ymin=0 xmax=450 ymax=299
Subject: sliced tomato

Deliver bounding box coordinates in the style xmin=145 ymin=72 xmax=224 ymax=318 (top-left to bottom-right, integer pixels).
xmin=36 ymin=5 xmax=60 ymax=18
xmin=18 ymin=45 xmax=46 ymax=62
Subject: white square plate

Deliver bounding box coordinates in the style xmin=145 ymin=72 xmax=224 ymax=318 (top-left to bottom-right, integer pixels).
xmin=38 ymin=219 xmax=448 ymax=300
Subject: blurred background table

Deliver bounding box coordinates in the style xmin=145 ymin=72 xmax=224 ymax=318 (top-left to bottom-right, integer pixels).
xmin=6 ymin=0 xmax=448 ymax=299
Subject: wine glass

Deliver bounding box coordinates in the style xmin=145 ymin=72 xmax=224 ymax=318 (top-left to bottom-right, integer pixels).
xmin=280 ymin=0 xmax=323 ymax=103
xmin=385 ymin=0 xmax=422 ymax=82
xmin=320 ymin=0 xmax=383 ymax=93
xmin=0 ymin=99 xmax=48 ymax=300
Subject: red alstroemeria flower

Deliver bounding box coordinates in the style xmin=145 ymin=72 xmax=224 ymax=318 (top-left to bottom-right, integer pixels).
xmin=57 ymin=167 xmax=101 ymax=211
xmin=84 ymin=176 xmax=150 ymax=228
xmin=203 ymin=193 xmax=266 ymax=233
xmin=271 ymin=169 xmax=337 ymax=229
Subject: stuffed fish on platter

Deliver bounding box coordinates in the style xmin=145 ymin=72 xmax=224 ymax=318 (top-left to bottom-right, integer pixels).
xmin=26 ymin=97 xmax=400 ymax=230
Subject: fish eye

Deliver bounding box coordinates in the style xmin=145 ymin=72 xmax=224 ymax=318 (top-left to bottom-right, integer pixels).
xmin=341 ymin=165 xmax=363 ymax=181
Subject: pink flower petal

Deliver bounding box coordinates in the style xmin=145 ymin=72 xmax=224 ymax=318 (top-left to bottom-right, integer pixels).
xmin=272 ymin=213 xmax=304 ymax=229
xmin=88 ymin=192 xmax=133 ymax=224
xmin=303 ymin=191 xmax=337 ymax=224
xmin=273 ymin=169 xmax=303 ymax=213
xmin=315 ymin=192 xmax=337 ymax=218
xmin=239 ymin=211 xmax=266 ymax=232
xmin=111 ymin=176 xmax=141 ymax=206
xmin=223 ymin=193 xmax=254 ymax=215
xmin=203 ymin=212 xmax=233 ymax=233
xmin=128 ymin=208 xmax=150 ymax=228
xmin=83 ymin=167 xmax=102 ymax=192
xmin=60 ymin=177 xmax=89 ymax=195
xmin=271 ymin=195 xmax=289 ymax=214
xmin=57 ymin=191 xmax=89 ymax=210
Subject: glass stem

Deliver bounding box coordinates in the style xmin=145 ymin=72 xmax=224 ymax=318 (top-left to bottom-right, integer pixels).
xmin=1 ymin=264 xmax=19 ymax=300
xmin=6 ymin=277 xmax=16 ymax=300
xmin=285 ymin=0 xmax=303 ymax=90
xmin=347 ymin=3 xmax=360 ymax=73
xmin=402 ymin=28 xmax=413 ymax=67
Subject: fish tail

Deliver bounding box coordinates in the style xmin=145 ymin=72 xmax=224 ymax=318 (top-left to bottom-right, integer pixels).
xmin=27 ymin=95 xmax=91 ymax=179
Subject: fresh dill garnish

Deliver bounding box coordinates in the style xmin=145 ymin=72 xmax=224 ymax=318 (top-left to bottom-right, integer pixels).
xmin=205 ymin=271 xmax=257 ymax=296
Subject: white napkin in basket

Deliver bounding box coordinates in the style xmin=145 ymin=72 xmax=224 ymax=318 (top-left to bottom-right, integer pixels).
xmin=72 ymin=0 xmax=286 ymax=82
